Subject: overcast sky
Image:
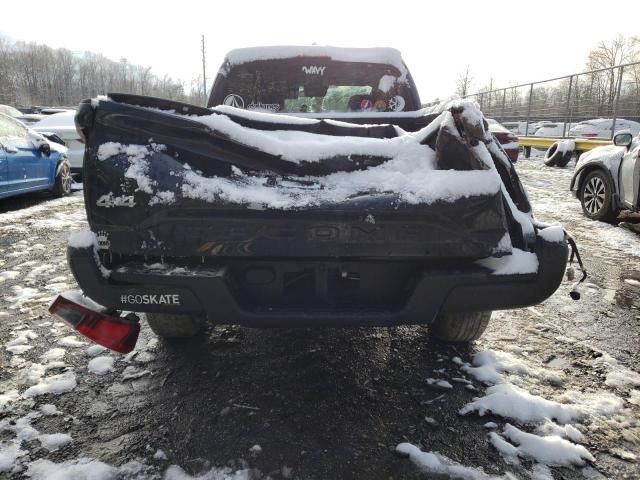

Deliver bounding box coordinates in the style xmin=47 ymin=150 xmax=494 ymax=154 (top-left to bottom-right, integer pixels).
xmin=2 ymin=0 xmax=637 ymax=101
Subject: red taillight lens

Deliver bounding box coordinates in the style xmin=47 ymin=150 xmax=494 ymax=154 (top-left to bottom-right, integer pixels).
xmin=581 ymin=133 xmax=598 ymax=138
xmin=48 ymin=295 xmax=139 ymax=353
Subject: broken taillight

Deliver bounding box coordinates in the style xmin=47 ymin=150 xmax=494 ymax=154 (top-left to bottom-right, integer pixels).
xmin=48 ymin=295 xmax=139 ymax=354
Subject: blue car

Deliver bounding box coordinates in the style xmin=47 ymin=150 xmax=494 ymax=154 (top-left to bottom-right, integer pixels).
xmin=0 ymin=112 xmax=72 ymax=200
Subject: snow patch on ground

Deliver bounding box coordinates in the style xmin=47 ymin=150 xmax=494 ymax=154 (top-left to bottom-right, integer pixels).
xmin=23 ymin=372 xmax=77 ymax=397
xmin=58 ymin=335 xmax=86 ymax=347
xmin=501 ymin=423 xmax=594 ymax=467
xmin=86 ymin=344 xmax=107 ymax=357
xmin=88 ymin=356 xmax=115 ymax=375
xmin=396 ymin=443 xmax=508 ymax=479
xmin=460 ymin=383 xmax=579 ymax=424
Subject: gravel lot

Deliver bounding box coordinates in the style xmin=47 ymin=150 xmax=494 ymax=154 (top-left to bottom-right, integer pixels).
xmin=1 ymin=155 xmax=639 ymax=479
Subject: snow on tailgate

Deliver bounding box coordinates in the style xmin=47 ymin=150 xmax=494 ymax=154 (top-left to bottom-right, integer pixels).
xmin=96 ymin=106 xmax=504 ymax=210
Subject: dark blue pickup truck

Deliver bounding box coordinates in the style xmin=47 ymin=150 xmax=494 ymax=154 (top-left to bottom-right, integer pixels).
xmin=48 ymin=47 xmax=572 ymax=354
xmin=0 ymin=113 xmax=72 ymax=200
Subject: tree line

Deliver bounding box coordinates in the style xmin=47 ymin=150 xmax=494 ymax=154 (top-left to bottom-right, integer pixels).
xmin=0 ymin=37 xmax=207 ymax=108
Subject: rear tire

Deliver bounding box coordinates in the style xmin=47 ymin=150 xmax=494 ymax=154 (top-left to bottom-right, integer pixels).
xmin=52 ymin=161 xmax=72 ymax=197
xmin=580 ymin=170 xmax=617 ymax=222
xmin=430 ymin=311 xmax=492 ymax=342
xmin=145 ymin=313 xmax=206 ymax=338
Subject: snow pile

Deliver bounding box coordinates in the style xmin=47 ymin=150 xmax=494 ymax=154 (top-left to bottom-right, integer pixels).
xmin=0 ymin=391 xmax=19 ymax=414
xmin=0 ymin=270 xmax=19 ymax=282
xmin=88 ymin=356 xmax=115 ymax=375
xmin=38 ymin=433 xmax=73 ymax=451
xmin=23 ymin=371 xmax=77 ymax=397
xmin=498 ymin=424 xmax=594 ymax=467
xmin=592 ymin=352 xmax=640 ymax=392
xmin=395 ymin=443 xmax=507 ymax=479
xmin=456 ymin=349 xmax=630 ymax=473
xmin=86 ymin=344 xmax=107 ymax=357
xmin=26 ymin=458 xmax=145 ymax=480
xmin=460 ymin=383 xmax=579 ymax=424
xmin=6 ymin=285 xmax=39 ymax=309
xmin=181 ymin=162 xmax=500 ymax=210
xmin=41 ymin=348 xmax=66 ymax=362
xmin=538 ymin=226 xmax=565 ymax=243
xmin=67 ymin=230 xmax=97 ymax=248
xmin=476 ymin=249 xmax=538 ymax=275
xmin=58 ymin=335 xmax=86 ymax=347
xmin=0 ymin=413 xmax=73 ymax=472
xmin=461 ymin=350 xmax=535 ymax=385
xmin=164 ymin=465 xmax=256 ymax=480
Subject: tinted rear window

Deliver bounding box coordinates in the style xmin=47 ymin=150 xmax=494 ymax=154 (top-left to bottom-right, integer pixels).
xmin=208 ymin=58 xmax=419 ymax=114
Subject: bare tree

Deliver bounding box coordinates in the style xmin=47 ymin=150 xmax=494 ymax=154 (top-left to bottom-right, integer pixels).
xmin=0 ymin=38 xmax=197 ymax=108
xmin=455 ymin=65 xmax=473 ymax=97
xmin=586 ymin=35 xmax=640 ymax=115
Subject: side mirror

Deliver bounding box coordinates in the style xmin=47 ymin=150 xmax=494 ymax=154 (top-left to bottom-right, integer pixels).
xmin=39 ymin=142 xmax=51 ymax=156
xmin=613 ymin=132 xmax=633 ymax=148
xmin=26 ymin=130 xmax=50 ymax=155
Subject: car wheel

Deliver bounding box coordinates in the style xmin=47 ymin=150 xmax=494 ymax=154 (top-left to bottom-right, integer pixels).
xmin=580 ymin=170 xmax=618 ymax=222
xmin=430 ymin=311 xmax=491 ymax=342
xmin=145 ymin=313 xmax=206 ymax=338
xmin=52 ymin=161 xmax=72 ymax=197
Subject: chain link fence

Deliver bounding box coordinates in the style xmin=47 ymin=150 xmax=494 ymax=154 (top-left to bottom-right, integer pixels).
xmin=464 ymin=62 xmax=640 ymax=138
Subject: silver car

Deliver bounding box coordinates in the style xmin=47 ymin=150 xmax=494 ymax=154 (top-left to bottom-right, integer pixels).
xmin=32 ymin=110 xmax=84 ymax=174
xmin=570 ymin=132 xmax=640 ymax=221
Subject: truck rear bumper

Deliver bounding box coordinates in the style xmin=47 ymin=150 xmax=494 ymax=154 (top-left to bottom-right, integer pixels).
xmin=68 ymin=235 xmax=567 ymax=327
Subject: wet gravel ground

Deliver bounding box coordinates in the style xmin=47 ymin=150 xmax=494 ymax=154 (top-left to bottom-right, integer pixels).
xmin=0 ymin=156 xmax=639 ymax=479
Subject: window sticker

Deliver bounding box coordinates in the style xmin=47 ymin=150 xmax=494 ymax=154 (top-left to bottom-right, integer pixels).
xmin=388 ymin=95 xmax=405 ymax=112
xmin=301 ymin=66 xmax=326 ymax=75
xmin=247 ymin=102 xmax=281 ymax=112
xmin=374 ymin=99 xmax=387 ymax=112
xmin=223 ymin=94 xmax=245 ymax=109
xmin=360 ymin=99 xmax=373 ymax=111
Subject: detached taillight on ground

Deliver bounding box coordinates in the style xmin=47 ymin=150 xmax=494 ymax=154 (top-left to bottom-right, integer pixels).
xmin=48 ymin=295 xmax=139 ymax=353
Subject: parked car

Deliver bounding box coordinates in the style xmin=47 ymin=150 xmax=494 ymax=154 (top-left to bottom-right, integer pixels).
xmin=39 ymin=107 xmax=74 ymax=115
xmin=0 ymin=113 xmax=72 ymax=200
xmin=502 ymin=121 xmax=547 ymax=136
xmin=568 ymin=118 xmax=640 ymax=139
xmin=533 ymin=122 xmax=576 ymax=137
xmin=0 ymin=104 xmax=44 ymax=126
xmin=32 ymin=110 xmax=84 ymax=174
xmin=570 ymin=131 xmax=639 ymax=221
xmin=487 ymin=119 xmax=519 ymax=162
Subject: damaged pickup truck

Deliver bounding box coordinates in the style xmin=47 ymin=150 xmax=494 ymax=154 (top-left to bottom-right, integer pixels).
xmin=49 ymin=46 xmax=573 ymax=353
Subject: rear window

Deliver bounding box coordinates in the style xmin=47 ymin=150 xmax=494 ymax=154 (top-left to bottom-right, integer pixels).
xmin=208 ymin=59 xmax=419 ymax=114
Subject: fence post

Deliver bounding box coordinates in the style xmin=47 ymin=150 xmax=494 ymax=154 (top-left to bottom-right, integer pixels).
xmin=524 ymin=83 xmax=534 ymax=136
xmin=501 ymin=89 xmax=507 ymax=121
xmin=562 ymin=75 xmax=573 ymax=137
xmin=610 ymin=65 xmax=624 ymax=140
